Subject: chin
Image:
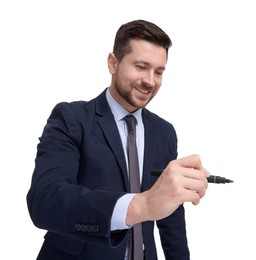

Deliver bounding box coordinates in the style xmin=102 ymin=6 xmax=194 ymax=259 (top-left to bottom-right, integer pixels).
xmin=136 ymin=101 xmax=149 ymax=109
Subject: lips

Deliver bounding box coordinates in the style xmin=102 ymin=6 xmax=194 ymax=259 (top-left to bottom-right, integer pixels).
xmin=135 ymin=86 xmax=151 ymax=94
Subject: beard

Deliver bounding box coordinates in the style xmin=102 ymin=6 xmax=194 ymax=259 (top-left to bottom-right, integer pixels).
xmin=113 ymin=72 xmax=155 ymax=111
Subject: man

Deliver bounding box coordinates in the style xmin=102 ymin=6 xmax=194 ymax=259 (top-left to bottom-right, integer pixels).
xmin=27 ymin=19 xmax=209 ymax=260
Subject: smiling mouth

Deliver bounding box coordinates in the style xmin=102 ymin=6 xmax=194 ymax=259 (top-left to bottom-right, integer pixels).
xmin=135 ymin=86 xmax=151 ymax=94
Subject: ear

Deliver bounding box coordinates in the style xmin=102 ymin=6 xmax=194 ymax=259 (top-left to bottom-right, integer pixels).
xmin=107 ymin=53 xmax=118 ymax=74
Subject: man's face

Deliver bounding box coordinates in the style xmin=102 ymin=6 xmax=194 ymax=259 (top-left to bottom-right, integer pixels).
xmin=108 ymin=39 xmax=167 ymax=112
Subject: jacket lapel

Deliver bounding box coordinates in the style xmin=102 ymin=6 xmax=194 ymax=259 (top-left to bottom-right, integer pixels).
xmin=95 ymin=90 xmax=130 ymax=190
xmin=141 ymin=109 xmax=157 ymax=191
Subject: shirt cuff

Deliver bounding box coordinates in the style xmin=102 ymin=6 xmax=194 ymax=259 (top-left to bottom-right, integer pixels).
xmin=111 ymin=193 xmax=136 ymax=231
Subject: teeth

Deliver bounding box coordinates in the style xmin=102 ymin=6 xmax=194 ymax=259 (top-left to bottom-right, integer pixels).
xmin=136 ymin=87 xmax=150 ymax=94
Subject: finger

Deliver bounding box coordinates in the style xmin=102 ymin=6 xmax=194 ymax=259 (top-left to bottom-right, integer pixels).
xmin=182 ymin=177 xmax=208 ymax=197
xmin=177 ymin=188 xmax=201 ymax=205
xmin=175 ymin=154 xmax=203 ymax=170
xmin=202 ymin=167 xmax=211 ymax=177
xmin=181 ymin=167 xmax=208 ymax=181
xmin=163 ymin=166 xmax=208 ymax=200
xmin=175 ymin=155 xmax=211 ymax=178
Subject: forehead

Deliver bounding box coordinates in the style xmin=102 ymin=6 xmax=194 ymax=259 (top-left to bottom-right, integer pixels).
xmin=125 ymin=39 xmax=167 ymax=66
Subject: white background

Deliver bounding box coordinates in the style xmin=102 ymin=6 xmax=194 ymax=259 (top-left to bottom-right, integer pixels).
xmin=1 ymin=0 xmax=256 ymax=259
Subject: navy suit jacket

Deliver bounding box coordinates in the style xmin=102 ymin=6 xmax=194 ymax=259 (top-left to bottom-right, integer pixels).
xmin=27 ymin=89 xmax=190 ymax=260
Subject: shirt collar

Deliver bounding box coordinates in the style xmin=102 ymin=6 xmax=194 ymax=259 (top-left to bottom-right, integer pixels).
xmin=106 ymin=88 xmax=142 ymax=122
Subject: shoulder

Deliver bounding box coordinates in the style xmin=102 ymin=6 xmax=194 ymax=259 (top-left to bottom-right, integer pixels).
xmin=51 ymin=89 xmax=108 ymax=117
xmin=49 ymin=101 xmax=89 ymax=121
xmin=53 ymin=100 xmax=89 ymax=112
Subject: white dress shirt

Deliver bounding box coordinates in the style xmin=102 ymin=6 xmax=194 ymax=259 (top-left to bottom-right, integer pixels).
xmin=105 ymin=88 xmax=145 ymax=231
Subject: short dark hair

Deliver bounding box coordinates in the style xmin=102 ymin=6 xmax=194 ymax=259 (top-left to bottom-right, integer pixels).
xmin=113 ymin=19 xmax=172 ymax=61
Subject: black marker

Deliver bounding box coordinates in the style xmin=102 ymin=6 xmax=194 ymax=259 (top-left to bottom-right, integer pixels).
xmin=151 ymin=169 xmax=234 ymax=184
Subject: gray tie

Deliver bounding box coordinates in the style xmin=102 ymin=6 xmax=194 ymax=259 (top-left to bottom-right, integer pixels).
xmin=124 ymin=115 xmax=144 ymax=260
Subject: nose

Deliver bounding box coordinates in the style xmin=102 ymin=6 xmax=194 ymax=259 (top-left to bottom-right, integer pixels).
xmin=142 ymin=71 xmax=156 ymax=87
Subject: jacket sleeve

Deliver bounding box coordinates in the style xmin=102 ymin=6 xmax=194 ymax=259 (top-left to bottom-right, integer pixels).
xmin=26 ymin=102 xmax=128 ymax=247
xmin=157 ymin=205 xmax=190 ymax=259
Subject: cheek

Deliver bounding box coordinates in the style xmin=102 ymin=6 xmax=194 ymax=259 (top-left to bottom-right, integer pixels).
xmin=117 ymin=69 xmax=135 ymax=85
xmin=154 ymin=79 xmax=162 ymax=91
xmin=156 ymin=76 xmax=163 ymax=85
xmin=152 ymin=88 xmax=160 ymax=97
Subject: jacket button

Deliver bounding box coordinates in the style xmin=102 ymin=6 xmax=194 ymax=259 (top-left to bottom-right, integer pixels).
xmin=81 ymin=224 xmax=88 ymax=232
xmin=92 ymin=225 xmax=99 ymax=233
xmin=74 ymin=223 xmax=99 ymax=233
xmin=86 ymin=225 xmax=92 ymax=233
xmin=74 ymin=223 xmax=81 ymax=231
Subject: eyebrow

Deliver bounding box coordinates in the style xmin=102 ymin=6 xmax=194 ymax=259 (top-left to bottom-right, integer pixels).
xmin=134 ymin=60 xmax=166 ymax=71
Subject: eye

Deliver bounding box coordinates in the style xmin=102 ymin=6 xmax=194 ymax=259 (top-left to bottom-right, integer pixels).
xmin=155 ymin=70 xmax=164 ymax=76
xmin=136 ymin=64 xmax=146 ymax=70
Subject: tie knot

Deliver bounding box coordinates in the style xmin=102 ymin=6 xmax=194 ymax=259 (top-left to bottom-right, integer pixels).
xmin=124 ymin=115 xmax=137 ymax=133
